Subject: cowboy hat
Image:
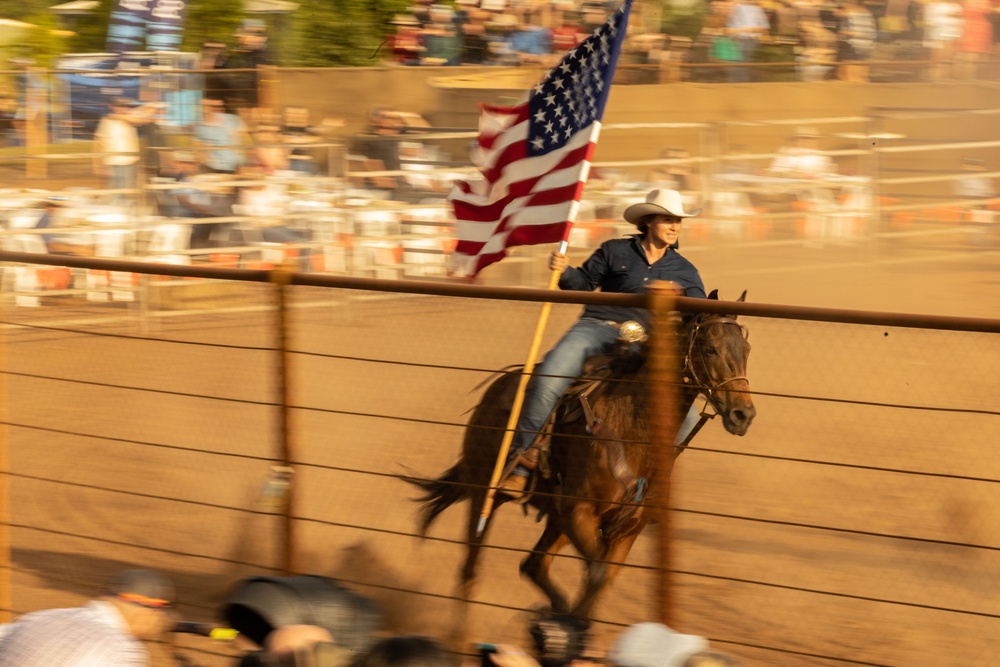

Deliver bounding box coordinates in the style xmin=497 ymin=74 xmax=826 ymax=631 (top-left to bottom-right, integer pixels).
xmin=623 ymin=189 xmax=701 ymax=224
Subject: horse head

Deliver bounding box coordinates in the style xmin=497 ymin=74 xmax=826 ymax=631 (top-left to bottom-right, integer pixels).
xmin=683 ymin=290 xmax=756 ymax=436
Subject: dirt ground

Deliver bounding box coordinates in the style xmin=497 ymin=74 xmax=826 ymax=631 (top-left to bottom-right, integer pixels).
xmin=2 ymin=234 xmax=999 ymax=667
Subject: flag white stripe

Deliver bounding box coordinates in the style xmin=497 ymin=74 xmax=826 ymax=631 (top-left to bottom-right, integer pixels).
xmin=451 ymin=125 xmax=598 ymax=207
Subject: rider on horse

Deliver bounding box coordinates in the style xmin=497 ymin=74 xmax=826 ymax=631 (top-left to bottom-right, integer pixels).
xmin=500 ymin=189 xmax=707 ymax=498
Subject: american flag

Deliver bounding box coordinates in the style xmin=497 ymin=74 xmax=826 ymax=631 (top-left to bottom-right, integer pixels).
xmin=448 ymin=0 xmax=633 ymax=277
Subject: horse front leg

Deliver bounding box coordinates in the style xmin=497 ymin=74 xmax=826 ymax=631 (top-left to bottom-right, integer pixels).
xmin=520 ymin=519 xmax=571 ymax=614
xmin=564 ymin=501 xmax=645 ymax=618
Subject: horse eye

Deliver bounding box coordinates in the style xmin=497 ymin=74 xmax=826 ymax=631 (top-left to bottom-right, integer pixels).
xmin=704 ymin=346 xmax=717 ymax=356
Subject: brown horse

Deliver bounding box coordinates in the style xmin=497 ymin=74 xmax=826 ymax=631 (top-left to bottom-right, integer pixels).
xmin=408 ymin=291 xmax=755 ymax=630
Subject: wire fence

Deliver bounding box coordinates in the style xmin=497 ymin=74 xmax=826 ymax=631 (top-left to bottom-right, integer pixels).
xmin=1 ymin=254 xmax=998 ymax=666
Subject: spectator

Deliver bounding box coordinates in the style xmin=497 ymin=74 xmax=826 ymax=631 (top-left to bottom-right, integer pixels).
xmin=93 ymin=97 xmax=142 ymax=206
xmin=550 ymin=8 xmax=585 ymax=53
xmin=725 ymin=0 xmax=770 ymax=81
xmin=769 ymin=126 xmax=836 ymax=179
xmin=695 ymin=1 xmax=737 ymax=83
xmin=484 ymin=13 xmax=520 ymax=65
xmin=197 ymin=40 xmax=229 ymax=70
xmin=195 ymin=97 xmax=249 ymax=174
xmin=836 ymin=0 xmax=877 ymax=81
xmin=797 ymin=9 xmax=838 ymax=81
xmin=224 ymin=20 xmax=272 ymax=110
xmin=923 ymin=0 xmax=964 ymax=80
xmin=607 ymin=622 xmax=707 ymax=667
xmin=389 ymin=14 xmax=425 ymax=64
xmin=252 ymin=124 xmax=291 ymax=174
xmin=237 ymin=624 xmax=354 ymax=667
xmin=353 ymin=635 xmax=457 ymax=667
xmin=0 ymin=569 xmax=175 ymax=667
xmin=771 ymin=0 xmax=803 ymax=43
xmin=421 ymin=5 xmax=463 ymax=65
xmin=133 ymin=100 xmax=170 ymax=177
xmin=608 ymin=623 xmax=744 ymax=667
xmin=278 ymin=106 xmax=323 ymax=175
xmin=526 ymin=613 xmax=592 ymax=667
xmin=486 ymin=622 xmax=743 ymax=667
xmin=646 ymin=147 xmax=703 ymax=194
xmin=0 ymin=95 xmax=16 ymax=147
xmin=31 ymin=197 xmax=73 ymax=254
xmin=460 ymin=11 xmax=492 ymax=64
xmin=236 ymin=166 xmax=312 ymax=249
xmin=770 ymin=126 xmax=841 ymax=241
xmin=509 ymin=12 xmax=554 ymax=66
xmin=679 ymin=653 xmax=744 ymax=667
xmin=160 ymin=151 xmax=234 ymax=247
xmin=353 ymin=107 xmax=411 ymax=195
xmin=953 ymin=157 xmax=996 ymax=201
xmin=956 ymin=0 xmax=993 ymax=79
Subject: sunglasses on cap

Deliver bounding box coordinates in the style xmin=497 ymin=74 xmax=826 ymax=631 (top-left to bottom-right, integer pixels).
xmin=117 ymin=592 xmax=172 ymax=610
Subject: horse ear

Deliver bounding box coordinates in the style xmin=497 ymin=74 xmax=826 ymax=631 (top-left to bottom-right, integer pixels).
xmin=707 ymin=289 xmax=719 ymax=300
xmin=737 ymin=290 xmax=747 ymax=302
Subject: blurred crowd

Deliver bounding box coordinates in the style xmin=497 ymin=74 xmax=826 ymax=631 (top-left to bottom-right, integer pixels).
xmin=385 ymin=0 xmax=1000 ymax=82
xmin=0 ymin=569 xmax=747 ymax=667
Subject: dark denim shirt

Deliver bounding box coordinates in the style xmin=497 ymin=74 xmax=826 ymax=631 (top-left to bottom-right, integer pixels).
xmin=558 ymin=234 xmax=706 ymax=328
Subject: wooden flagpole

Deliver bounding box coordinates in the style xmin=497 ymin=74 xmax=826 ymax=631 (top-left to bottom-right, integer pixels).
xmin=476 ymin=155 xmax=598 ymax=536
xmin=476 ymin=250 xmax=565 ymax=536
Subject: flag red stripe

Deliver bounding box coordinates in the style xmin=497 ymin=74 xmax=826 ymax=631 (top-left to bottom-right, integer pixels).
xmin=453 ymin=142 xmax=594 ymax=223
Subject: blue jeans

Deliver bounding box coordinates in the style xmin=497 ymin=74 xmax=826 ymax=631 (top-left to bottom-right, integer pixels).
xmin=509 ymin=318 xmax=701 ymax=471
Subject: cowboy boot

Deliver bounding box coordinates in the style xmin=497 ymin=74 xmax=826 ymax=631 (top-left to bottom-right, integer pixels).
xmin=499 ymin=472 xmax=528 ymax=498
xmin=516 ymin=445 xmax=541 ymax=471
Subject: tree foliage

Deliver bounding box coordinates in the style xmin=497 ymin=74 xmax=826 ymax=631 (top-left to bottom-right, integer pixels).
xmin=288 ymin=0 xmax=411 ymax=67
xmin=181 ymin=0 xmax=245 ymax=53
xmin=2 ymin=0 xmax=415 ymax=67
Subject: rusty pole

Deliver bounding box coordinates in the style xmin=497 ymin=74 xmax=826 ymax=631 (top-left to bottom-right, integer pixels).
xmin=0 ymin=291 xmax=10 ymax=621
xmin=648 ymin=281 xmax=683 ymax=627
xmin=271 ymin=263 xmax=297 ymax=575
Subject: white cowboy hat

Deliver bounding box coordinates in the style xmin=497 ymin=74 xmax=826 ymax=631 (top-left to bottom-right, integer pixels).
xmin=623 ymin=189 xmax=701 ymax=224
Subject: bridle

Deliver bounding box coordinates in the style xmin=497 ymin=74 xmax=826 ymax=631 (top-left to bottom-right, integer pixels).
xmin=682 ymin=315 xmax=750 ymax=414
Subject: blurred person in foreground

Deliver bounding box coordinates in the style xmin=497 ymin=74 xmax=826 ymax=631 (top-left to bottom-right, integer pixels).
xmin=485 ymin=621 xmax=743 ymax=667
xmin=607 ymin=623 xmax=744 ymax=667
xmin=0 ymin=569 xmax=175 ymax=667
xmin=238 ymin=624 xmax=353 ymax=667
xmin=352 ymin=635 xmax=457 ymax=667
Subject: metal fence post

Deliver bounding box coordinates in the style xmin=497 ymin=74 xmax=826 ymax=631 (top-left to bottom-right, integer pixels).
xmin=648 ymin=281 xmax=682 ymax=628
xmin=0 ymin=292 xmax=10 ymax=622
xmin=271 ymin=262 xmax=297 ymax=575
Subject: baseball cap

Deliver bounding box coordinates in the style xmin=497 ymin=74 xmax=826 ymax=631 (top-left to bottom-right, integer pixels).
xmin=105 ymin=569 xmax=175 ymax=609
xmin=607 ymin=623 xmax=708 ymax=667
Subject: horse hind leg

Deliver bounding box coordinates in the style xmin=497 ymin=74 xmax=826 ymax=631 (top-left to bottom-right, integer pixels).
xmin=520 ymin=519 xmax=572 ymax=614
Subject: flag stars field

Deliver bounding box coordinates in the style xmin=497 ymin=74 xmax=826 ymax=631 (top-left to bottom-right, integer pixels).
xmin=448 ymin=0 xmax=634 ymax=277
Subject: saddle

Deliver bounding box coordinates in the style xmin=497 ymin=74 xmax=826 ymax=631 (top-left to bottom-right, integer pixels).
xmin=511 ymin=355 xmax=650 ymax=532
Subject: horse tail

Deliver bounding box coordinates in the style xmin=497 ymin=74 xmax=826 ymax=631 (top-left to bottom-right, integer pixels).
xmin=406 ymin=463 xmax=467 ymax=536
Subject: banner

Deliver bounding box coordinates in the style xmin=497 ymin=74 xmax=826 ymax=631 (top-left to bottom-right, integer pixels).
xmin=105 ymin=0 xmax=150 ymax=54
xmin=146 ymin=0 xmax=188 ymax=52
